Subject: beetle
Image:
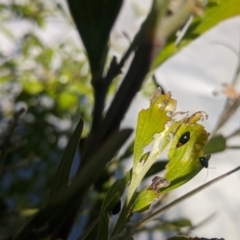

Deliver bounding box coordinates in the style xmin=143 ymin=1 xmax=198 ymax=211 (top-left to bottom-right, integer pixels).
xmin=112 ymin=199 xmax=121 ymax=215
xmin=176 ymin=131 xmax=190 ymax=147
xmin=199 ymin=154 xmax=211 ymax=168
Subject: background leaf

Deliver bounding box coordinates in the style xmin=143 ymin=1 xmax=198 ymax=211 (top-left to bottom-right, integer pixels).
xmin=153 ymin=0 xmax=240 ymax=68
xmin=67 ymin=0 xmax=123 ymax=75
xmin=97 ymin=170 xmax=132 ymax=240
xmin=49 ymin=118 xmax=83 ymax=197
xmin=204 ymin=134 xmax=227 ymax=154
xmin=15 ymin=129 xmax=132 ymax=239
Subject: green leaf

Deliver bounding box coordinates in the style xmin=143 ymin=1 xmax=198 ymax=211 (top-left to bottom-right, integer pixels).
xmin=14 ymin=129 xmax=132 ymax=240
xmin=161 ymin=114 xmax=210 ymax=194
xmin=149 ymin=218 xmax=193 ymax=232
xmin=153 ymin=0 xmax=240 ymax=68
xmin=204 ymin=134 xmax=226 ymax=154
xmin=170 ymin=218 xmax=192 ymax=228
xmin=49 ymin=118 xmax=83 ymax=198
xmin=97 ymin=169 xmax=132 ymax=240
xmin=67 ymin=0 xmax=123 ymax=75
xmin=132 ymin=188 xmax=159 ymax=213
xmin=133 ymin=92 xmax=176 ymax=169
xmin=111 ymin=90 xmax=177 ymax=236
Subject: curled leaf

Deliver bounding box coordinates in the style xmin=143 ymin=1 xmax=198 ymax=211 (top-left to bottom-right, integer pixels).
xmin=133 ymin=91 xmax=176 ymax=170
xmin=162 ymin=112 xmax=210 ymax=193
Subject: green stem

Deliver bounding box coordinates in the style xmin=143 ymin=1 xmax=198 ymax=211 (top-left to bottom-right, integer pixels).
xmin=111 ymin=131 xmax=167 ymax=235
xmin=111 ymin=165 xmax=240 ymax=239
xmin=137 ymin=165 xmax=240 ymax=228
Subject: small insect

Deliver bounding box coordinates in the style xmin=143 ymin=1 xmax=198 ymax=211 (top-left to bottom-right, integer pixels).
xmin=176 ymin=131 xmax=190 ymax=147
xmin=112 ymin=199 xmax=121 ymax=215
xmin=199 ymin=154 xmax=212 ymax=182
xmin=199 ymin=154 xmax=211 ymax=168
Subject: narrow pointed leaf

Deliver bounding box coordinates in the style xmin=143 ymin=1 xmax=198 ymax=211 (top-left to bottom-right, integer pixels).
xmin=15 ymin=129 xmax=132 ymax=240
xmin=153 ymin=0 xmax=240 ymax=68
xmin=97 ymin=169 xmax=132 ymax=240
xmin=50 ymin=118 xmax=83 ymax=197
xmin=67 ymin=0 xmax=123 ymax=74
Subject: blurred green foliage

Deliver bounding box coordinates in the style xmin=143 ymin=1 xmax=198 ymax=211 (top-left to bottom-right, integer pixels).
xmin=0 ymin=1 xmax=92 ymax=238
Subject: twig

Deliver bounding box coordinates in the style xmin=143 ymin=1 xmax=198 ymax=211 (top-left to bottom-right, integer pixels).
xmin=212 ymin=38 xmax=240 ymax=135
xmin=110 ymin=165 xmax=240 ymax=239
xmin=136 ymin=165 xmax=240 ymax=228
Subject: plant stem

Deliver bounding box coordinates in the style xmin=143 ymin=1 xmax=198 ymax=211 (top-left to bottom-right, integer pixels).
xmin=137 ymin=165 xmax=240 ymax=228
